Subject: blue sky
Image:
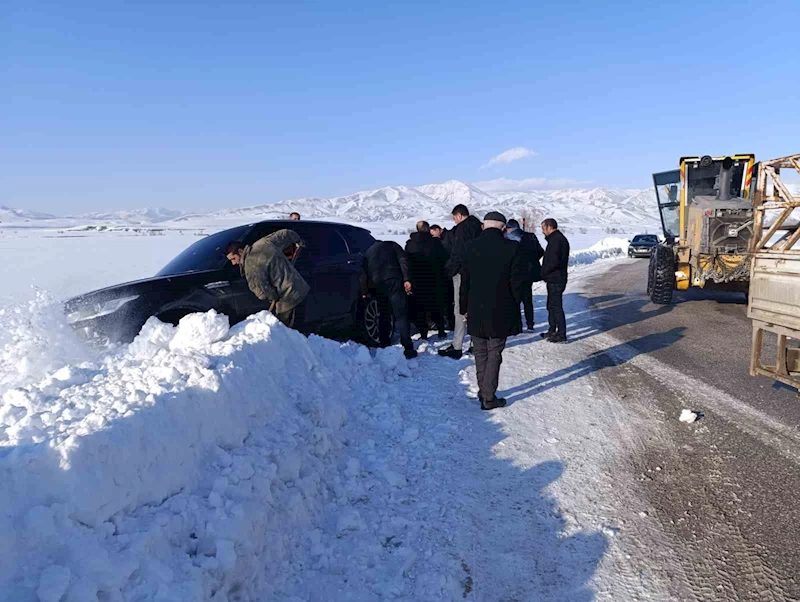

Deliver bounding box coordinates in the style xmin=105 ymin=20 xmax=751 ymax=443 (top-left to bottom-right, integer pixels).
xmin=2 ymin=0 xmax=798 ymax=213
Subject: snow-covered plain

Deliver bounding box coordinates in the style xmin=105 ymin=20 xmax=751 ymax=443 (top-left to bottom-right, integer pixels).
xmin=1 ymin=179 xmax=658 ymax=302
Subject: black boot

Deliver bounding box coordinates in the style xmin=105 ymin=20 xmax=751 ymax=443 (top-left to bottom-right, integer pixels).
xmin=437 ymin=345 xmax=463 ymax=360
xmin=481 ymin=397 xmax=507 ymax=410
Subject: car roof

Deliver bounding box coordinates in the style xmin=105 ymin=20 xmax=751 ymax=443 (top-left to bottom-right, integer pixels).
xmin=236 ymin=219 xmax=370 ymax=233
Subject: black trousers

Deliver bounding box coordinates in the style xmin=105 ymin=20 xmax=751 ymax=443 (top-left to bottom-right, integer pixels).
xmin=521 ymin=280 xmax=534 ymax=329
xmin=413 ymin=289 xmax=446 ymax=337
xmin=473 ymin=336 xmax=507 ymax=402
xmin=375 ymin=280 xmax=412 ymax=350
xmin=546 ymin=282 xmax=567 ymax=336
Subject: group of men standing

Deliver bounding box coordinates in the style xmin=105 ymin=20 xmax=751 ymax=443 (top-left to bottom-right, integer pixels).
xmin=360 ymin=204 xmax=570 ymax=408
xmin=225 ymin=204 xmax=571 ymax=411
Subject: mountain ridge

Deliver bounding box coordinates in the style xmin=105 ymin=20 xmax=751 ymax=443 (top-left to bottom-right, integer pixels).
xmin=1 ymin=180 xmax=662 ymax=227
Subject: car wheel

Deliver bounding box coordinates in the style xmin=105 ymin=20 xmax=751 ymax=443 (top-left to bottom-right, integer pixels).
xmin=356 ymin=297 xmax=390 ymax=347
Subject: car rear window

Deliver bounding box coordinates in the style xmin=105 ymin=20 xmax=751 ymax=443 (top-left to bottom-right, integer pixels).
xmin=339 ymin=227 xmax=376 ymax=254
xmin=157 ymin=225 xmax=252 ymax=276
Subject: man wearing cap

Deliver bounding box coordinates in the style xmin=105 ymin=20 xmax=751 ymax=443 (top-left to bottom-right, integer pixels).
xmin=458 ymin=211 xmax=526 ymax=410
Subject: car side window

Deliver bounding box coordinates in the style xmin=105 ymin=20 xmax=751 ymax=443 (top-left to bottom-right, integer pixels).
xmin=245 ymin=224 xmax=281 ymax=244
xmin=339 ymin=227 xmax=375 ymax=254
xmin=301 ymin=227 xmax=349 ymax=258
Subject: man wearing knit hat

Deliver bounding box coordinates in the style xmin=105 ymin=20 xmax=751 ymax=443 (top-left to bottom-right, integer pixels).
xmin=458 ymin=211 xmax=526 ymax=410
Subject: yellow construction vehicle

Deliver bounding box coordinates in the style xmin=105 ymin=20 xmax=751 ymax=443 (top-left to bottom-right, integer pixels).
xmin=648 ymin=154 xmax=756 ymax=303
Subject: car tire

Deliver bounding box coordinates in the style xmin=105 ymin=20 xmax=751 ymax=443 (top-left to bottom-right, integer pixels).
xmin=649 ymin=245 xmax=674 ymax=305
xmin=356 ymin=297 xmax=389 ymax=347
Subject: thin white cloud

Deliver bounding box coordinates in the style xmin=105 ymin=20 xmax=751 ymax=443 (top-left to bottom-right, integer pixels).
xmin=473 ymin=177 xmax=593 ymax=192
xmin=482 ymin=147 xmax=537 ymax=169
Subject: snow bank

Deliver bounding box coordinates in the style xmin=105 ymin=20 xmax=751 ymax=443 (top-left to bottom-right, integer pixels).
xmin=570 ymin=236 xmax=629 ymax=267
xmin=0 ymin=309 xmax=411 ymax=601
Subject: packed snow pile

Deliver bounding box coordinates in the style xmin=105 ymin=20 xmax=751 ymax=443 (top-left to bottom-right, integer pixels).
xmin=570 ymin=236 xmax=629 ymax=267
xmin=0 ymin=309 xmax=417 ymax=601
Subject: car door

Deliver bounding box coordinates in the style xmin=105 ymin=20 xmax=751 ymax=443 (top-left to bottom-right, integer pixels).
xmin=338 ymin=226 xmax=376 ymax=314
xmin=301 ymin=225 xmax=356 ymax=323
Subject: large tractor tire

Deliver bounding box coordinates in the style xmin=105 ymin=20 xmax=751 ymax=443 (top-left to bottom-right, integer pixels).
xmin=649 ymin=246 xmax=675 ymax=305
xmin=646 ymin=253 xmax=656 ymax=297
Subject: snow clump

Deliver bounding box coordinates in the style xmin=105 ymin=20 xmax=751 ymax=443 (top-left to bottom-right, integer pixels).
xmin=679 ymin=409 xmax=700 ymax=423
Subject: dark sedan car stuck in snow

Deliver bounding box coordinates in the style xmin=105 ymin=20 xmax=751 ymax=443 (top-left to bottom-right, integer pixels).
xmin=627 ymin=234 xmax=659 ymax=258
xmin=65 ymin=220 xmax=384 ymax=347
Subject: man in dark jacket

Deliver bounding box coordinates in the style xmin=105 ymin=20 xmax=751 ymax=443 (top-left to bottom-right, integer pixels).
xmin=459 ymin=212 xmax=525 ymax=410
xmin=226 ymin=230 xmax=309 ymax=329
xmin=439 ymin=204 xmax=483 ymax=360
xmin=540 ymin=218 xmax=570 ymax=343
xmin=360 ymin=240 xmax=417 ymax=359
xmin=406 ymin=221 xmax=448 ymax=340
xmin=431 ymin=224 xmax=456 ymax=331
xmin=505 ymin=219 xmax=544 ymax=332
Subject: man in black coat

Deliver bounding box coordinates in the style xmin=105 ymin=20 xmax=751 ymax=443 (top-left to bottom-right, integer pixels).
xmin=360 ymin=240 xmax=417 ymax=359
xmin=505 ymin=218 xmax=544 ymax=332
xmin=406 ymin=221 xmax=448 ymax=339
xmin=540 ymin=218 xmax=571 ymax=343
xmin=431 ymin=224 xmax=456 ymax=332
xmin=439 ymin=204 xmax=483 ymax=360
xmin=459 ymin=212 xmax=526 ymax=410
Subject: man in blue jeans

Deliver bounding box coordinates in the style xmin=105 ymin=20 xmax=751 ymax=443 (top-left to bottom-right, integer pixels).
xmin=540 ymin=218 xmax=570 ymax=343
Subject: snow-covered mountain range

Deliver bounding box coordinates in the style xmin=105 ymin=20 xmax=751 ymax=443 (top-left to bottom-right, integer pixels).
xmin=0 ymin=206 xmax=57 ymax=221
xmin=0 ymin=180 xmax=660 ymax=229
xmin=192 ymin=180 xmax=660 ymax=228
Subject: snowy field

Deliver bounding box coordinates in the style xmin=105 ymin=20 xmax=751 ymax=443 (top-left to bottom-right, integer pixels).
xmin=0 ymin=224 xmax=655 ymax=601
xmin=0 ymin=221 xmax=639 ymax=303
xmin=1 ymin=179 xmax=660 ymax=303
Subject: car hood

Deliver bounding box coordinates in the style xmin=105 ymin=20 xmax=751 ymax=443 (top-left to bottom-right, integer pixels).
xmin=632 ymin=240 xmax=658 ymax=246
xmin=64 ymin=269 xmax=232 ymax=311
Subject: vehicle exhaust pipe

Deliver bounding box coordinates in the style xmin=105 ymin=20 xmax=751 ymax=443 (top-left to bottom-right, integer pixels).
xmin=718 ymin=156 xmax=734 ymax=201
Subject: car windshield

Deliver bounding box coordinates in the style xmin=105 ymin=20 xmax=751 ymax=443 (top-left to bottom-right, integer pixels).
xmin=157 ymin=225 xmax=252 ymax=276
xmin=632 ymin=235 xmax=657 ymax=243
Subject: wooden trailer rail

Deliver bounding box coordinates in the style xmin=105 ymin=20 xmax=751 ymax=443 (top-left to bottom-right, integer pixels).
xmin=748 ymin=154 xmax=800 ymax=391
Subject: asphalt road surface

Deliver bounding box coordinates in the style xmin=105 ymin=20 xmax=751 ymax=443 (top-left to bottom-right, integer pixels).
xmin=578 ymin=259 xmax=800 ymax=601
